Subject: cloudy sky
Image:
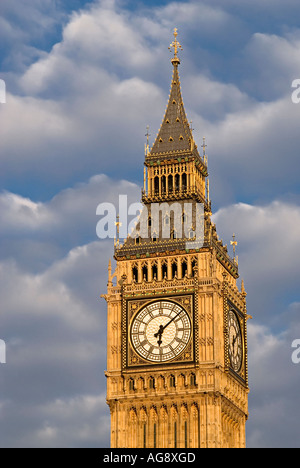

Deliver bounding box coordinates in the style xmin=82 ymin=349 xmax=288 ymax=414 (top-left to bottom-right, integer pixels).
xmin=1 ymin=0 xmax=300 ymax=448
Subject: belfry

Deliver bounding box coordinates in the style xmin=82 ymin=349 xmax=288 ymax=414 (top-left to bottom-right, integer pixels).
xmin=103 ymin=30 xmax=249 ymax=449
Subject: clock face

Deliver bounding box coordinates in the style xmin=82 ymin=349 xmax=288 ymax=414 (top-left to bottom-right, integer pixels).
xmin=130 ymin=300 xmax=191 ymax=363
xmin=228 ymin=310 xmax=243 ymax=373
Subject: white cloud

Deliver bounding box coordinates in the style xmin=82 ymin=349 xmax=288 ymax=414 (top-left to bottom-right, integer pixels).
xmin=0 ymin=174 xmax=140 ymax=271
xmin=213 ymin=200 xmax=300 ymax=323
xmin=213 ymin=200 xmax=300 ymax=277
xmin=183 ymin=74 xmax=255 ymax=121
xmin=1 ymin=0 xmax=300 ymax=206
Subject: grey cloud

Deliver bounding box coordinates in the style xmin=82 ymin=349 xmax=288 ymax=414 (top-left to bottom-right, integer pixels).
xmin=0 ymin=174 xmax=141 ymax=271
xmin=0 ymin=241 xmax=111 ymax=447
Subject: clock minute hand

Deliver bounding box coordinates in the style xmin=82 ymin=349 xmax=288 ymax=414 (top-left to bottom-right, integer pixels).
xmin=154 ymin=309 xmax=184 ymax=347
xmin=162 ymin=309 xmax=183 ymax=331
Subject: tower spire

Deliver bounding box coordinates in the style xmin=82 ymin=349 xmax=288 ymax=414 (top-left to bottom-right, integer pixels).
xmin=149 ymin=29 xmax=194 ymax=157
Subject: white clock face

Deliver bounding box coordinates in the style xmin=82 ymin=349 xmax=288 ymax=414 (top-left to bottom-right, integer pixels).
xmin=228 ymin=310 xmax=243 ymax=372
xmin=130 ymin=301 xmax=191 ymax=363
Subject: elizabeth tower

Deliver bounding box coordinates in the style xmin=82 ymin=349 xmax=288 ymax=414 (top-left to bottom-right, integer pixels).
xmin=103 ymin=30 xmax=249 ymax=449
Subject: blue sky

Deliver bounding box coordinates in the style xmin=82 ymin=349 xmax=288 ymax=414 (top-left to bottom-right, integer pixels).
xmin=1 ymin=0 xmax=300 ymax=448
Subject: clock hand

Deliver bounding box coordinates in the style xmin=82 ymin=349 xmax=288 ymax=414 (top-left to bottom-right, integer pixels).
xmin=154 ymin=309 xmax=183 ymax=346
xmin=154 ymin=325 xmax=164 ymax=347
xmin=162 ymin=309 xmax=183 ymax=331
xmin=232 ymin=334 xmax=239 ymax=355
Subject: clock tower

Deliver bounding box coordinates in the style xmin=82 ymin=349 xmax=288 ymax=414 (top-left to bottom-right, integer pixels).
xmin=103 ymin=30 xmax=249 ymax=449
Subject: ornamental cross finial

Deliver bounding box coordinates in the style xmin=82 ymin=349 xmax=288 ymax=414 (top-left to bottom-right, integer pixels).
xmin=169 ymin=28 xmax=183 ymax=63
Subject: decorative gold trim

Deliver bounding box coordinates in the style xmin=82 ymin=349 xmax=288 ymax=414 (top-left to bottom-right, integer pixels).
xmin=125 ymin=294 xmax=195 ymax=369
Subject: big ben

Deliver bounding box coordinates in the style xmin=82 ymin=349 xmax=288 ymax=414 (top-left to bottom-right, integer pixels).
xmin=103 ymin=29 xmax=249 ymax=449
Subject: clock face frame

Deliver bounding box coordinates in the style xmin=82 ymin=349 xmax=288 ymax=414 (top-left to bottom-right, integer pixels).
xmin=228 ymin=309 xmax=243 ymax=373
xmin=130 ymin=300 xmax=192 ymax=364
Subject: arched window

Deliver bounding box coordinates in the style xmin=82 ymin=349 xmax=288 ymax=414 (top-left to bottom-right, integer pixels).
xmin=161 ymin=175 xmax=166 ymax=194
xmin=182 ymin=261 xmax=188 ymax=278
xmin=142 ymin=265 xmax=148 ymax=282
xmin=129 ymin=378 xmax=135 ymax=391
xmin=132 ymin=266 xmax=138 ymax=282
xmin=182 ymin=173 xmax=187 ymax=191
xmin=168 ymin=174 xmax=173 ymax=193
xmin=149 ymin=377 xmax=155 ymax=389
xmin=152 ymin=263 xmax=158 ymax=280
xmin=154 ymin=176 xmax=159 ymax=194
xmin=190 ymin=373 xmax=196 ymax=387
xmin=169 ymin=375 xmax=176 ymax=388
xmin=152 ymin=231 xmax=158 ymax=242
xmin=137 ymin=377 xmax=145 ymax=391
xmin=162 ymin=262 xmax=168 ymax=279
xmin=172 ymin=261 xmax=178 ymax=278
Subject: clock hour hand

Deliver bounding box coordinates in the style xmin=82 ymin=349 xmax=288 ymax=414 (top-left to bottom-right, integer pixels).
xmin=154 ymin=325 xmax=164 ymax=347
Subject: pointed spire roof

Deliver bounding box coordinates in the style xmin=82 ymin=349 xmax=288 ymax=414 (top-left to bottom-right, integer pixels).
xmin=148 ymin=29 xmax=195 ymax=159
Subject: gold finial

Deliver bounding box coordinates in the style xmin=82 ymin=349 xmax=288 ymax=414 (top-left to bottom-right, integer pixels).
xmin=115 ymin=214 xmax=122 ymax=246
xmin=115 ymin=214 xmax=122 ymax=232
xmin=145 ymin=125 xmax=150 ymax=156
xmin=202 ymin=137 xmax=208 ymax=164
xmin=206 ymin=177 xmax=210 ymax=204
xmin=230 ymin=233 xmax=238 ymax=259
xmin=169 ymin=28 xmax=183 ymax=64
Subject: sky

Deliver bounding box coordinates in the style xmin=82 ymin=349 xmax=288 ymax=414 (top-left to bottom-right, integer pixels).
xmin=0 ymin=0 xmax=300 ymax=448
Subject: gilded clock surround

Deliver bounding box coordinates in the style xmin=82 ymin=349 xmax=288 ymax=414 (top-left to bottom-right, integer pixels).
xmin=126 ymin=294 xmax=195 ymax=368
xmin=102 ymin=30 xmax=250 ymax=449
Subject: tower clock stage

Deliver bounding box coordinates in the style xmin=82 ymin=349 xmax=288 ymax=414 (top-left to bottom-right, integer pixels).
xmin=102 ymin=29 xmax=250 ymax=449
